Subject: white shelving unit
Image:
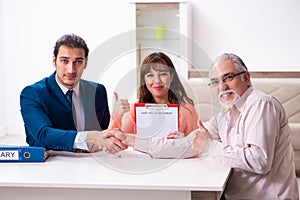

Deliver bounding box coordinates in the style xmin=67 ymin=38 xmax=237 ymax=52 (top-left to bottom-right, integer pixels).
xmin=129 ymin=0 xmax=191 ymax=82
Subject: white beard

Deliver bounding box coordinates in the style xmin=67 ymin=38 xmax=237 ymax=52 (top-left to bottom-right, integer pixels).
xmin=219 ymin=90 xmax=240 ymax=109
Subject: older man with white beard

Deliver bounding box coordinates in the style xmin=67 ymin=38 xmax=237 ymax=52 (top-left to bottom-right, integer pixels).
xmin=110 ymin=52 xmax=299 ymax=199
xmin=192 ymin=53 xmax=299 ymax=200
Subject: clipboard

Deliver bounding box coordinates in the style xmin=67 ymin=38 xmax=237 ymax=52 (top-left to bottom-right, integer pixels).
xmin=134 ymin=103 xmax=179 ymax=138
xmin=0 ymin=145 xmax=49 ymax=162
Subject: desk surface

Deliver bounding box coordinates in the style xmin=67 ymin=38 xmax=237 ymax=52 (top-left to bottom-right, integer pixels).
xmin=0 ymin=135 xmax=231 ymax=192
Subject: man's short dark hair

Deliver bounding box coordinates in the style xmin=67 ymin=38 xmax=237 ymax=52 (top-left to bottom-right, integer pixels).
xmin=53 ymin=34 xmax=89 ymax=58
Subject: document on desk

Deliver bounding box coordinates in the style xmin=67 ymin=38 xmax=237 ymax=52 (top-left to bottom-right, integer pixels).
xmin=135 ymin=103 xmax=179 ymax=138
xmin=0 ymin=145 xmax=49 ymax=162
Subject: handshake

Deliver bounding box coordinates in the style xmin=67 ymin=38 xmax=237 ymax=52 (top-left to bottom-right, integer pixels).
xmin=85 ymin=129 xmax=135 ymax=154
xmin=85 ymin=120 xmax=212 ymax=155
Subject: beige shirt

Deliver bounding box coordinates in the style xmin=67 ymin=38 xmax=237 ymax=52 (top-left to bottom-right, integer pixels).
xmin=206 ymin=87 xmax=299 ymax=199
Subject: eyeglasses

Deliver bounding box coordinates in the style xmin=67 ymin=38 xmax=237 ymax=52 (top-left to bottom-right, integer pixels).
xmin=208 ymin=71 xmax=246 ymax=87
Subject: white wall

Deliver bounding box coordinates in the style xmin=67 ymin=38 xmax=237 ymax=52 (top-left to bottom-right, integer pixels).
xmin=0 ymin=0 xmax=6 ymax=136
xmin=190 ymin=0 xmax=300 ymax=71
xmin=1 ymin=0 xmax=131 ymax=135
xmin=1 ymin=0 xmax=300 ymax=135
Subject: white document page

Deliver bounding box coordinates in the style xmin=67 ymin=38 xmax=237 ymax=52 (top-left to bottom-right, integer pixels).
xmin=135 ymin=104 xmax=178 ymax=138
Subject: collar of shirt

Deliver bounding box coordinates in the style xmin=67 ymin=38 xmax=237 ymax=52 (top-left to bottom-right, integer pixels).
xmin=233 ymin=86 xmax=254 ymax=113
xmin=219 ymin=86 xmax=253 ymax=118
xmin=56 ymin=80 xmax=80 ymax=97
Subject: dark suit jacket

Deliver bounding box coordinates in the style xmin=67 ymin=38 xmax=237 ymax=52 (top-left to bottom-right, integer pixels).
xmin=20 ymin=72 xmax=110 ymax=151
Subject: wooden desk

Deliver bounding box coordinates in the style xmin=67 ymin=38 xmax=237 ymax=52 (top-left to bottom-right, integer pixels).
xmin=0 ymin=135 xmax=231 ymax=200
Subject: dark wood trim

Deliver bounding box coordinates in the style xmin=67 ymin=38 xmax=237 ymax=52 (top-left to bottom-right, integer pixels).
xmin=191 ymin=191 xmax=222 ymax=200
xmin=189 ymin=70 xmax=208 ymax=78
xmin=188 ymin=70 xmax=300 ymax=78
xmin=249 ymin=71 xmax=300 ymax=78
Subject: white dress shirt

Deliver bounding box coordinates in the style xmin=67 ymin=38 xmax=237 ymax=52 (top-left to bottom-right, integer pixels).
xmin=205 ymin=87 xmax=299 ymax=199
xmin=133 ymin=87 xmax=299 ymax=199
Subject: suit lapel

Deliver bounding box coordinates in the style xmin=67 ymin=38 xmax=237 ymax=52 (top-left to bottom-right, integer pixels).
xmin=47 ymin=72 xmax=75 ymax=127
xmin=47 ymin=72 xmax=72 ymax=109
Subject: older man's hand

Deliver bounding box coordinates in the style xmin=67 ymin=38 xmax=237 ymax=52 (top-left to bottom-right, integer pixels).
xmin=192 ymin=120 xmax=212 ymax=153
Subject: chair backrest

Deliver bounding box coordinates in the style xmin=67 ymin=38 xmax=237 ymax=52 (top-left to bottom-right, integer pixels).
xmin=186 ymin=78 xmax=300 ymax=124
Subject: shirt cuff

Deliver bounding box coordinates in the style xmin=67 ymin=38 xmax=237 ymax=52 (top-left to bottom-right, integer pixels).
xmin=73 ymin=131 xmax=89 ymax=151
xmin=133 ymin=137 xmax=151 ymax=153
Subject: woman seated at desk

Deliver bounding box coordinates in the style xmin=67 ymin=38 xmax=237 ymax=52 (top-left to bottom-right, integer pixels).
xmin=108 ymin=52 xmax=199 ymax=158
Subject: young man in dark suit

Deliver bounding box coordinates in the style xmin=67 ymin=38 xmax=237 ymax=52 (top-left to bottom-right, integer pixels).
xmin=20 ymin=34 xmax=127 ymax=154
